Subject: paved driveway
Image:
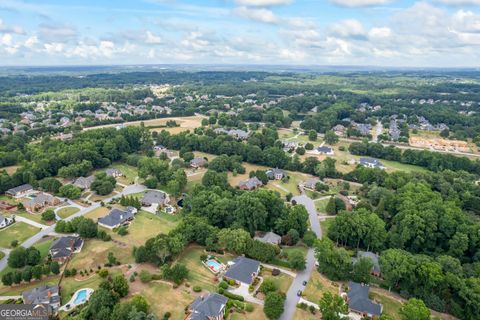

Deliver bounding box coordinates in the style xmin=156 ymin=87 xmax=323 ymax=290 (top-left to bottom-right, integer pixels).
xmin=279 ymin=194 xmax=323 ymax=320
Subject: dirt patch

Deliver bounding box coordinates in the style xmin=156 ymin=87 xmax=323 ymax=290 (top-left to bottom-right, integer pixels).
xmin=409 ymin=136 xmax=472 ymax=153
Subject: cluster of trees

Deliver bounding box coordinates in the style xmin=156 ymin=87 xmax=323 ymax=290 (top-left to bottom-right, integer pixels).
xmin=91 ymin=172 xmax=117 ymax=195
xmin=137 ymin=156 xmax=187 ymax=196
xmin=119 ymin=195 xmax=141 ymax=209
xmin=349 ymin=141 xmax=480 ymax=175
xmin=55 ymin=216 xmax=110 ymax=240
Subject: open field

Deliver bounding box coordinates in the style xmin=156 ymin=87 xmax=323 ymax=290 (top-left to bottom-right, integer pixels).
xmin=261 ymin=268 xmax=294 ymax=294
xmin=303 ymin=271 xmax=340 ymax=303
xmin=57 ymin=207 xmax=80 ymax=219
xmin=320 ymin=219 xmax=334 ymax=237
xmin=142 ymin=281 xmax=195 ymax=319
xmin=230 ymin=306 xmax=266 ymax=320
xmin=370 ymin=291 xmax=402 ymax=320
xmin=84 ymin=206 xmax=109 ymax=220
xmin=111 ymin=163 xmax=139 ymax=185
xmin=0 ymin=165 xmax=19 ymax=175
xmin=9 ymin=211 xmax=48 ymax=225
xmin=293 ymin=308 xmax=320 ymax=319
xmin=314 ymin=198 xmax=330 ymax=213
xmin=0 ymin=222 xmax=40 ymax=248
xmin=110 ymin=211 xmax=180 ymax=246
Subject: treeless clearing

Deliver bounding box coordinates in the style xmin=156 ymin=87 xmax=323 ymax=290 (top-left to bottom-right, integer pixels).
xmin=84 ymin=207 xmax=109 ymax=220
xmin=0 ymin=165 xmax=19 ymax=175
xmin=84 ymin=115 xmax=206 ymax=131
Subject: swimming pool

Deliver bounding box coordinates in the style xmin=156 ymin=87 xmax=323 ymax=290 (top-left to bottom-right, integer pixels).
xmin=74 ymin=289 xmax=87 ymax=305
xmin=205 ymin=259 xmax=223 ymax=273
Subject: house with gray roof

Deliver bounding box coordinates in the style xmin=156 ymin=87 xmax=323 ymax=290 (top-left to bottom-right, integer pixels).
xmin=254 ymin=231 xmax=281 ymax=245
xmin=73 ymin=176 xmax=95 ymax=190
xmin=224 ymin=257 xmax=260 ymax=287
xmin=98 ymin=207 xmax=137 ymax=230
xmin=187 ymin=293 xmax=228 ymax=320
xmin=238 ymin=177 xmax=263 ymax=191
xmin=316 ymin=146 xmax=334 ymax=155
xmin=190 ymin=157 xmax=208 ymax=168
xmin=141 ymin=190 xmax=167 ymax=207
xmin=228 ymin=129 xmax=249 ymax=140
xmin=49 ymin=236 xmax=84 ymax=263
xmin=22 ymin=192 xmax=61 ymax=213
xmin=359 ymin=158 xmax=385 ymax=170
xmin=353 ymin=251 xmax=381 ymax=277
xmin=5 ymin=184 xmax=34 ymax=198
xmin=0 ymin=214 xmax=14 ymax=229
xmin=347 ymin=282 xmax=382 ymax=318
xmin=301 ymin=178 xmax=322 ymax=191
xmin=105 ymin=168 xmax=123 ymax=178
xmin=266 ymin=168 xmax=286 ymax=180
xmin=22 ymin=285 xmax=61 ymax=313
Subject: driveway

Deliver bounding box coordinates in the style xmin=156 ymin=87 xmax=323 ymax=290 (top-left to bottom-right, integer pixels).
xmin=279 ymin=194 xmax=323 ymax=320
xmin=0 ymin=183 xmax=146 ymax=272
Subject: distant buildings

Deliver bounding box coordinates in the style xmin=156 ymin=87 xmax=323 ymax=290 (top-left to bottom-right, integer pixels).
xmin=190 ymin=157 xmax=208 ymax=169
xmin=316 ymin=146 xmax=334 ymax=155
xmin=105 ymin=168 xmax=123 ymax=178
xmin=22 ymin=192 xmax=61 ymax=213
xmin=5 ymin=184 xmax=34 ymax=198
xmin=266 ymin=168 xmax=286 ymax=180
xmin=73 ymin=176 xmax=95 ymax=190
xmin=141 ymin=190 xmax=168 ymax=207
xmin=254 ymin=231 xmax=281 ymax=245
xmin=238 ymin=177 xmax=263 ymax=191
xmin=301 ymin=178 xmax=322 ymax=191
xmin=359 ymin=158 xmax=385 ymax=170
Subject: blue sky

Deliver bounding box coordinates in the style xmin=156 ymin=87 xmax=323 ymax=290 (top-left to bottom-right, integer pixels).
xmin=0 ymin=0 xmax=479 ymax=67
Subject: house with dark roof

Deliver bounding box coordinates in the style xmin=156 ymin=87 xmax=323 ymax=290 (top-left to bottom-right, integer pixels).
xmin=141 ymin=190 xmax=167 ymax=207
xmin=347 ymin=282 xmax=382 ymax=318
xmin=190 ymin=157 xmax=208 ymax=168
xmin=353 ymin=251 xmax=381 ymax=277
xmin=228 ymin=129 xmax=249 ymax=140
xmin=49 ymin=236 xmax=84 ymax=263
xmin=254 ymin=231 xmax=281 ymax=245
xmin=22 ymin=193 xmax=61 ymax=213
xmin=224 ymin=257 xmax=260 ymax=287
xmin=238 ymin=177 xmax=263 ymax=191
xmin=266 ymin=168 xmax=286 ymax=180
xmin=186 ymin=293 xmax=228 ymax=320
xmin=301 ymin=178 xmax=322 ymax=191
xmin=105 ymin=168 xmax=123 ymax=178
xmin=73 ymin=176 xmax=95 ymax=190
xmin=316 ymin=146 xmax=334 ymax=155
xmin=0 ymin=214 xmax=14 ymax=229
xmin=98 ymin=207 xmax=137 ymax=230
xmin=22 ymin=285 xmax=61 ymax=313
xmin=5 ymin=184 xmax=34 ymax=198
xmin=359 ymin=158 xmax=385 ymax=170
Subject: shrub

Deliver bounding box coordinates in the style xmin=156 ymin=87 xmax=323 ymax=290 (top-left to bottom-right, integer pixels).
xmin=98 ymin=269 xmax=109 ymax=278
xmin=228 ymin=279 xmax=236 ymax=286
xmin=129 ymin=274 xmax=135 ymax=282
xmin=218 ymin=288 xmax=225 ymax=294
xmin=139 ymin=270 xmax=152 ymax=283
xmin=271 ymin=268 xmax=280 ymax=276
xmin=193 ymin=286 xmax=202 ymax=292
xmin=219 ymin=281 xmax=229 ymax=290
xmin=200 ymin=254 xmax=208 ymax=261
xmin=222 ymin=291 xmax=244 ymax=301
xmin=245 ymin=304 xmax=254 ymax=312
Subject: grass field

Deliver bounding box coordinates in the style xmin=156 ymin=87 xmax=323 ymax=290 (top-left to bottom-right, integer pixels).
xmin=0 ymin=166 xmax=19 ymax=175
xmin=111 ymin=163 xmax=138 ymax=185
xmin=370 ymin=292 xmax=402 ymax=320
xmin=314 ymin=198 xmax=330 ymax=213
xmin=110 ymin=211 xmax=180 ymax=246
xmin=261 ymin=268 xmax=294 ymax=294
xmin=230 ymin=306 xmax=265 ymax=320
xmin=303 ymin=271 xmax=340 ymax=303
xmin=57 ymin=207 xmax=80 ymax=219
xmin=0 ymin=222 xmax=40 ymax=248
xmin=320 ymin=219 xmax=334 ymax=237
xmin=142 ymin=281 xmax=194 ymax=319
xmin=9 ymin=211 xmax=47 ymax=225
xmin=293 ymin=308 xmax=320 ymax=319
xmin=84 ymin=207 xmax=109 ymax=220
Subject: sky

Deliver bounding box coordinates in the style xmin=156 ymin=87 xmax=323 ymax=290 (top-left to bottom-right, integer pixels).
xmin=0 ymin=0 xmax=480 ymax=67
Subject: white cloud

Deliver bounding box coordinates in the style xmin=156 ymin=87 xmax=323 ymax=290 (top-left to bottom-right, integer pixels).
xmin=0 ymin=34 xmax=13 ymax=46
xmin=233 ymin=6 xmax=279 ymax=23
xmin=330 ymin=0 xmax=392 ymax=7
xmin=438 ymin=0 xmax=480 ymax=5
xmin=0 ymin=19 xmax=25 ymax=34
xmin=330 ymin=19 xmax=366 ymax=38
xmin=368 ymin=27 xmax=392 ymax=39
xmin=38 ymin=23 xmax=77 ymax=43
xmin=44 ymin=42 xmax=65 ymax=54
xmin=24 ymin=36 xmax=38 ymax=48
xmin=145 ymin=31 xmax=162 ymax=44
xmin=234 ymin=0 xmax=292 ymax=6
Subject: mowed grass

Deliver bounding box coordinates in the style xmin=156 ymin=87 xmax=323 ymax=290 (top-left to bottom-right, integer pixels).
xmin=84 ymin=207 xmax=109 ymax=220
xmin=230 ymin=306 xmax=266 ymax=320
xmin=314 ymin=198 xmax=330 ymax=213
xmin=111 ymin=163 xmax=138 ymax=185
xmin=303 ymin=271 xmax=340 ymax=303
xmin=261 ymin=268 xmax=293 ymax=294
xmin=370 ymin=292 xmax=402 ymax=320
xmin=293 ymin=308 xmax=320 ymax=320
xmin=57 ymin=207 xmax=80 ymax=219
xmin=0 ymin=222 xmax=40 ymax=248
xmin=143 ymin=281 xmax=193 ymax=319
xmin=110 ymin=211 xmax=180 ymax=246
xmin=9 ymin=211 xmax=47 ymax=225
xmin=320 ymin=219 xmax=334 ymax=237
xmin=0 ymin=165 xmax=19 ymax=175
xmin=176 ymin=245 xmax=232 ymax=292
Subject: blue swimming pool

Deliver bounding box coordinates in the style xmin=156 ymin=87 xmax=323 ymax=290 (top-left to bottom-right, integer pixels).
xmin=206 ymin=259 xmax=222 ymax=273
xmin=74 ymin=289 xmax=87 ymax=305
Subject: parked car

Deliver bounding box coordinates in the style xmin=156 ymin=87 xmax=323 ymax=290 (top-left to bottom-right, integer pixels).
xmin=302 ymin=280 xmax=307 ymax=286
xmin=297 ymin=290 xmax=302 ymax=297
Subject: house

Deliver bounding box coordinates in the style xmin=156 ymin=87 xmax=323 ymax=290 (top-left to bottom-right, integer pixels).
xmin=0 ymin=201 xmax=16 ymax=212
xmin=5 ymin=184 xmax=34 ymax=198
xmin=228 ymin=129 xmax=249 ymax=140
xmin=347 ymin=282 xmax=382 ymax=318
xmin=214 ymin=128 xmax=229 ymax=135
xmin=333 ymin=124 xmax=346 ymax=136
xmin=49 ymin=236 xmax=84 ymax=263
xmin=141 ymin=190 xmax=167 ymax=207
xmin=22 ymin=285 xmax=61 ymax=314
xmin=98 ymin=207 xmax=138 ymax=230
xmin=266 ymin=168 xmax=286 ymax=180
xmin=224 ymin=257 xmax=261 ymax=287
xmin=316 ymin=146 xmax=334 ymax=155
xmin=190 ymin=157 xmax=208 ymax=168
xmin=359 ymin=158 xmax=385 ymax=170
xmin=22 ymin=193 xmax=61 ymax=213
xmin=353 ymin=251 xmax=381 ymax=277
xmin=302 ymin=178 xmax=322 ymax=191
xmin=105 ymin=168 xmax=123 ymax=178
xmin=238 ymin=177 xmax=263 ymax=191
xmin=187 ymin=293 xmax=228 ymax=320
xmin=282 ymin=140 xmax=298 ymax=152
xmin=254 ymin=231 xmax=281 ymax=245
xmin=0 ymin=214 xmax=14 ymax=229
xmin=73 ymin=176 xmax=95 ymax=190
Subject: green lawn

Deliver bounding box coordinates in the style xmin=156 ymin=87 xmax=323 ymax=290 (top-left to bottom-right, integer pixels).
xmin=0 ymin=252 xmax=4 ymax=260
xmin=303 ymin=271 xmax=340 ymax=303
xmin=6 ymin=211 xmax=46 ymax=225
xmin=320 ymin=219 xmax=334 ymax=237
xmin=111 ymin=163 xmax=138 ymax=185
xmin=370 ymin=292 xmax=402 ymax=320
xmin=261 ymin=268 xmax=294 ymax=294
xmin=315 ymin=198 xmax=330 ymax=213
xmin=0 ymin=222 xmax=40 ymax=248
xmin=57 ymin=207 xmax=80 ymax=219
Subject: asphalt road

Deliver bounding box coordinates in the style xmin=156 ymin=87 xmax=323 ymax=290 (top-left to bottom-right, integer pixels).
xmin=280 ymin=194 xmax=322 ymax=320
xmin=0 ymin=183 xmax=146 ymax=272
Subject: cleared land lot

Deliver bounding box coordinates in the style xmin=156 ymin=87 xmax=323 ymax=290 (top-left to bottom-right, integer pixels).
xmin=57 ymin=207 xmax=80 ymax=219
xmin=0 ymin=222 xmax=40 ymax=248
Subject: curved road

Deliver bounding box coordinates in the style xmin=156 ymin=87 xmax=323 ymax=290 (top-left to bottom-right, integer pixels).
xmin=0 ymin=183 xmax=146 ymax=272
xmin=280 ymin=194 xmax=322 ymax=320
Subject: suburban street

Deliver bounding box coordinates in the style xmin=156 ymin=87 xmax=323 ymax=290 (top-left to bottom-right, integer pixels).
xmin=280 ymin=194 xmax=322 ymax=320
xmin=0 ymin=183 xmax=146 ymax=272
